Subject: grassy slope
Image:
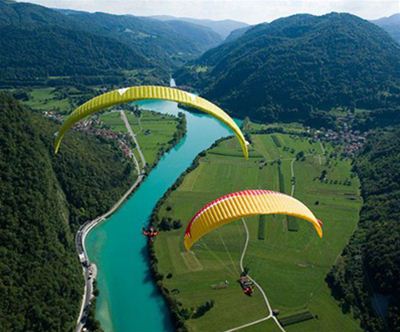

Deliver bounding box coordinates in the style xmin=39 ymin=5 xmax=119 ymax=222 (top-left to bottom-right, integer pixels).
xmin=154 ymin=133 xmax=362 ymax=332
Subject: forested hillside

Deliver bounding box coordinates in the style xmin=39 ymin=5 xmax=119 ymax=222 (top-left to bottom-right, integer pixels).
xmin=0 ymin=93 xmax=135 ymax=331
xmin=61 ymin=11 xmax=222 ymax=68
xmin=176 ymin=13 xmax=400 ymax=126
xmin=327 ymin=128 xmax=400 ymax=332
xmin=223 ymin=25 xmax=251 ymax=42
xmin=0 ymin=25 xmax=150 ymax=86
xmin=0 ymin=0 xmax=222 ymax=86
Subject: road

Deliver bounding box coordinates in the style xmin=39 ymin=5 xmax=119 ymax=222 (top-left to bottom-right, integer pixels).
xmin=120 ymin=110 xmax=146 ymax=169
xmin=224 ymin=156 xmax=306 ymax=331
xmin=225 ymin=147 xmax=327 ymax=332
xmin=224 ymin=219 xmax=286 ymax=332
xmin=75 ymin=174 xmax=144 ymax=331
xmin=75 ymin=113 xmax=145 ymax=332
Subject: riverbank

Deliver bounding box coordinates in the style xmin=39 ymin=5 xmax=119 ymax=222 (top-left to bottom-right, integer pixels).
xmin=75 ymin=108 xmax=186 ymax=331
xmin=85 ymin=100 xmax=236 ymax=332
xmin=147 ymin=138 xmax=227 ymax=330
xmin=75 ymin=174 xmax=144 ymax=331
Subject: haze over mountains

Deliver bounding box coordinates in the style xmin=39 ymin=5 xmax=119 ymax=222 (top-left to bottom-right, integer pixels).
xmin=372 ymin=13 xmax=400 ymax=43
xmin=151 ymin=15 xmax=248 ymax=39
xmin=176 ymin=13 xmax=400 ymax=126
xmin=61 ymin=10 xmax=222 ymax=67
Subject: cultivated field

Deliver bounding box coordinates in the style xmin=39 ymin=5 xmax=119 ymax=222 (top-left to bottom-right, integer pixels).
xmin=153 ymin=132 xmax=362 ymax=332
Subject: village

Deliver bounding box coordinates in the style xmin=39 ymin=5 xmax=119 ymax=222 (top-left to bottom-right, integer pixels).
xmin=312 ymin=113 xmax=367 ymax=157
xmin=44 ymin=106 xmax=368 ymax=160
xmin=43 ymin=110 xmax=134 ymax=159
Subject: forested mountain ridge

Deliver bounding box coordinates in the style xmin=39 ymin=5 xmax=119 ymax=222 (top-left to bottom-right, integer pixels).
xmin=60 ymin=10 xmax=222 ymax=68
xmin=0 ymin=93 xmax=135 ymax=330
xmin=175 ymin=13 xmax=400 ymax=126
xmin=327 ymin=128 xmax=400 ymax=332
xmin=0 ymin=0 xmax=153 ymax=86
xmin=223 ymin=25 xmax=251 ymax=42
xmin=216 ymin=12 xmax=400 ymax=44
xmin=0 ymin=0 xmax=222 ymax=86
xmin=0 ymin=25 xmax=151 ymax=86
xmin=0 ymin=0 xmax=71 ymax=27
xmin=0 ymin=0 xmax=222 ymax=87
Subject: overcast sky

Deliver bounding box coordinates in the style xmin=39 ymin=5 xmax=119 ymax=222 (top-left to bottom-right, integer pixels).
xmin=18 ymin=0 xmax=400 ymax=24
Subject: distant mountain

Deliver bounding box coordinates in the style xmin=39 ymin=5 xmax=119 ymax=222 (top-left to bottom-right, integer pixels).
xmin=61 ymin=11 xmax=222 ymax=67
xmin=176 ymin=13 xmax=400 ymax=126
xmin=0 ymin=0 xmax=157 ymax=86
xmin=224 ymin=25 xmax=252 ymax=43
xmin=372 ymin=13 xmax=400 ymax=43
xmin=151 ymin=15 xmax=248 ymax=39
xmin=0 ymin=0 xmax=223 ymax=86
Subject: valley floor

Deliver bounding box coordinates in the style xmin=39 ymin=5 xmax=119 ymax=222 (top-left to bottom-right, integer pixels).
xmin=153 ymin=131 xmax=363 ymax=332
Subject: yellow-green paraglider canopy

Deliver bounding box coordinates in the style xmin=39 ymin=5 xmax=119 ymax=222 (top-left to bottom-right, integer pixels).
xmin=54 ymin=85 xmax=248 ymax=159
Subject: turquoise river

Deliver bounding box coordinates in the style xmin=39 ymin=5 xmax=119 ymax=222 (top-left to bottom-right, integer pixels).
xmin=86 ymin=100 xmax=239 ymax=332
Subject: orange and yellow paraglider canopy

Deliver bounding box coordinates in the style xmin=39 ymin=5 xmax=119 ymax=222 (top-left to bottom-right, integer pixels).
xmin=184 ymin=189 xmax=323 ymax=250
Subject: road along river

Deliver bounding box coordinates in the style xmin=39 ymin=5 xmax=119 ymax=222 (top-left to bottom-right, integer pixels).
xmin=86 ymin=99 xmax=240 ymax=332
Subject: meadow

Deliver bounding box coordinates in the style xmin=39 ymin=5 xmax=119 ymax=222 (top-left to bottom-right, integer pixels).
xmin=153 ymin=132 xmax=362 ymax=332
xmin=24 ymin=87 xmax=72 ymax=112
xmin=20 ymin=87 xmax=94 ymax=113
xmin=100 ymin=110 xmax=180 ymax=166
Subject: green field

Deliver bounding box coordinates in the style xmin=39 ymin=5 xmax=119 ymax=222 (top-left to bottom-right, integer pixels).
xmin=14 ymin=87 xmax=95 ymax=114
xmin=153 ymin=133 xmax=362 ymax=332
xmin=100 ymin=110 xmax=180 ymax=166
xmin=127 ymin=110 xmax=181 ymax=166
xmin=12 ymin=85 xmax=182 ymax=168
xmin=23 ymin=88 xmax=72 ymax=112
xmin=99 ymin=112 xmax=128 ymax=133
xmin=244 ymin=119 xmax=308 ymax=134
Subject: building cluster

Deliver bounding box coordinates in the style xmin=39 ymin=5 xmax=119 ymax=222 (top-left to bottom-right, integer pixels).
xmin=43 ymin=111 xmax=133 ymax=158
xmin=43 ymin=111 xmax=63 ymax=123
xmin=313 ymin=124 xmax=367 ymax=157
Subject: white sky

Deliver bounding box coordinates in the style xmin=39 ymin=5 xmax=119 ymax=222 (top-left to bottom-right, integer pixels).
xmin=18 ymin=0 xmax=400 ymax=24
